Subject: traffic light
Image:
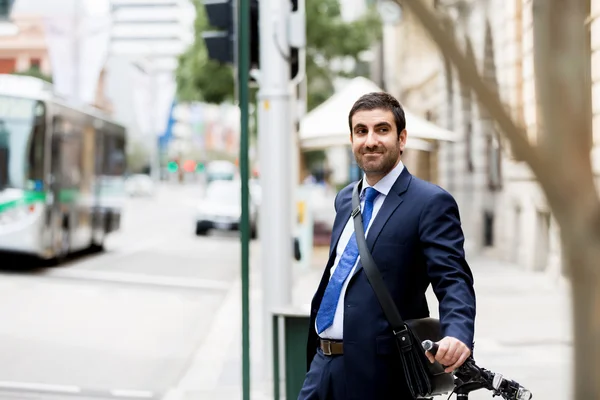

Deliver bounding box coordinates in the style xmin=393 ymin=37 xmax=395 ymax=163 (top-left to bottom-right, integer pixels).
xmin=250 ymin=0 xmax=301 ymax=80
xmin=202 ymin=0 xmax=302 ymax=80
xmin=167 ymin=161 xmax=179 ymax=173
xmin=183 ymin=160 xmax=197 ymax=173
xmin=202 ymin=0 xmax=235 ymax=64
xmin=249 ymin=0 xmax=259 ymax=68
xmin=290 ymin=0 xmax=299 ymax=80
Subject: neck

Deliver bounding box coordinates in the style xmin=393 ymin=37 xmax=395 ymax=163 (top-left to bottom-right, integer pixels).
xmin=365 ymin=158 xmax=401 ymax=186
xmin=365 ymin=173 xmax=385 ymax=186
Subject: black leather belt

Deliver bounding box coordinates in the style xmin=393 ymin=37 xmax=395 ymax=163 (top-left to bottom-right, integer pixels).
xmin=319 ymin=339 xmax=343 ymax=355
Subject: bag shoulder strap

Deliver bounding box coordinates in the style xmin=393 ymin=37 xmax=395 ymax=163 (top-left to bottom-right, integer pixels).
xmin=352 ymin=180 xmax=406 ymax=333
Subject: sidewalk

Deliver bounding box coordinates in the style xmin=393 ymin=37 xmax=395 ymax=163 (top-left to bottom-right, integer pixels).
xmin=165 ymin=248 xmax=572 ymax=400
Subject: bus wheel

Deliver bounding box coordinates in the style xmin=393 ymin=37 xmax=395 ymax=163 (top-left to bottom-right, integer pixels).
xmin=90 ymin=227 xmax=105 ymax=252
xmin=51 ymin=229 xmax=70 ymax=265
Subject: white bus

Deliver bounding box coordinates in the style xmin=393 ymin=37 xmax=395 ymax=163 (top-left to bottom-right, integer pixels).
xmin=0 ymin=75 xmax=126 ymax=262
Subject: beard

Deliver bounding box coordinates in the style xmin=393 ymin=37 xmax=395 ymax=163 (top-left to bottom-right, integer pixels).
xmin=355 ymin=145 xmax=400 ymax=175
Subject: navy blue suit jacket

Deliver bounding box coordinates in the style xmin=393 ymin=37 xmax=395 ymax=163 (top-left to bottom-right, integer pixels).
xmin=306 ymin=168 xmax=476 ymax=399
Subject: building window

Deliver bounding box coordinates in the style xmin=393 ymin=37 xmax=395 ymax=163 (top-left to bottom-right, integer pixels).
xmin=534 ymin=211 xmax=551 ymax=272
xmin=462 ymin=39 xmax=475 ymax=173
xmin=483 ymin=211 xmax=494 ymax=247
xmin=30 ymin=58 xmax=41 ymax=70
xmin=487 ymin=134 xmax=503 ymax=190
xmin=482 ymin=19 xmax=502 ymax=189
xmin=444 ymin=60 xmax=455 ymax=192
xmin=465 ymin=121 xmax=474 ymax=172
xmin=0 ymin=58 xmax=16 ymax=74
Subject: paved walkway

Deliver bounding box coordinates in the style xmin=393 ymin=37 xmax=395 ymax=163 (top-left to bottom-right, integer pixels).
xmin=165 ymin=247 xmax=572 ymax=400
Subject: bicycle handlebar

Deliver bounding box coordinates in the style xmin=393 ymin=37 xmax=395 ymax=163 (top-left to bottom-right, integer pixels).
xmin=422 ymin=340 xmax=533 ymax=400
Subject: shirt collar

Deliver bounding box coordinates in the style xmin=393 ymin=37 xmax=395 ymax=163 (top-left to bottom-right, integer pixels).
xmin=361 ymin=160 xmax=404 ymax=197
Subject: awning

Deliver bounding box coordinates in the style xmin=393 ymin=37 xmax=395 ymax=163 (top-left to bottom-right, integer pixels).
xmin=299 ymin=77 xmax=458 ymax=151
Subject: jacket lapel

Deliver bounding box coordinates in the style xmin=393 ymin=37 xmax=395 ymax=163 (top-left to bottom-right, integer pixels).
xmin=329 ymin=189 xmax=353 ymax=258
xmin=353 ymin=167 xmax=413 ymax=276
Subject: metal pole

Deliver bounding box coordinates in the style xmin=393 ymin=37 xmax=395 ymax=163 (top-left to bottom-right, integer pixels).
xmin=237 ymin=0 xmax=251 ymax=399
xmin=149 ymin=64 xmax=160 ymax=182
xmin=73 ymin=0 xmax=81 ymax=101
xmin=258 ymin=0 xmax=292 ymax=381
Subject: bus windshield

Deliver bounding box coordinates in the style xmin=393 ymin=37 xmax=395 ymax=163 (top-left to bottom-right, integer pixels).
xmin=0 ymin=95 xmax=43 ymax=191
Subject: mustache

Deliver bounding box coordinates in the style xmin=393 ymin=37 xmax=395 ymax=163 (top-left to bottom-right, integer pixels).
xmin=361 ymin=148 xmax=384 ymax=154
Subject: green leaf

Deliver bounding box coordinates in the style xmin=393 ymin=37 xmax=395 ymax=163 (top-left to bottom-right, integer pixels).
xmin=175 ymin=0 xmax=381 ymax=109
xmin=175 ymin=0 xmax=234 ymax=104
xmin=12 ymin=66 xmax=52 ymax=83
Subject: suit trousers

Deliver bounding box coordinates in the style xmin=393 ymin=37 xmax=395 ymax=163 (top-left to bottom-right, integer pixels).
xmin=298 ymin=349 xmax=346 ymax=400
xmin=299 ymin=348 xmax=419 ymax=400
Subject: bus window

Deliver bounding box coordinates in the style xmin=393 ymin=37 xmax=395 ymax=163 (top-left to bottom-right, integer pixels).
xmin=50 ymin=116 xmax=82 ymax=189
xmin=27 ymin=109 xmax=45 ymax=185
xmin=102 ymin=134 xmax=125 ymax=176
xmin=0 ymin=96 xmax=39 ymax=191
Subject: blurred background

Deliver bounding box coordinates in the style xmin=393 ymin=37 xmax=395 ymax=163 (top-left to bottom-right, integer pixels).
xmin=0 ymin=0 xmax=581 ymax=399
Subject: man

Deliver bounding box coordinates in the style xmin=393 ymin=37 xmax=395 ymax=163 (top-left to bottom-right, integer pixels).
xmin=299 ymin=92 xmax=476 ymax=400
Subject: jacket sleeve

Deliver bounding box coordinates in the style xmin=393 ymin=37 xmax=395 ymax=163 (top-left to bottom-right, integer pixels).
xmin=418 ymin=190 xmax=476 ymax=349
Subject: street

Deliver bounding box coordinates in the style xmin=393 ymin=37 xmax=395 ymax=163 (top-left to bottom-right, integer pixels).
xmin=0 ymin=183 xmax=252 ymax=400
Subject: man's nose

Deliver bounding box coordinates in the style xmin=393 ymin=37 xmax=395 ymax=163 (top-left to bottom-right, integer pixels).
xmin=365 ymin=130 xmax=378 ymax=147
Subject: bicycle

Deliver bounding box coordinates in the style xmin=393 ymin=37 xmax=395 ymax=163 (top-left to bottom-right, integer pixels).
xmin=422 ymin=340 xmax=533 ymax=400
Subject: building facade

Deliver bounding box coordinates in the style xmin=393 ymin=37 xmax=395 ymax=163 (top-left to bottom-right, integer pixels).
xmin=109 ymin=0 xmax=194 ymax=72
xmin=385 ymin=0 xmax=600 ymax=276
xmin=0 ymin=10 xmax=112 ymax=111
xmin=0 ymin=14 xmax=51 ymax=76
xmin=107 ymin=0 xmax=194 ymax=152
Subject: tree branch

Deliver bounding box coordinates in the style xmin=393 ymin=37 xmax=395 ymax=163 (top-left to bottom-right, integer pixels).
xmin=532 ymin=0 xmax=597 ymax=213
xmin=399 ymin=0 xmax=555 ymax=196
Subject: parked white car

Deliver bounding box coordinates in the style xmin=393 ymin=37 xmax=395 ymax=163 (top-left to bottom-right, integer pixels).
xmin=206 ymin=160 xmax=237 ymax=183
xmin=125 ymin=174 xmax=155 ymax=197
xmin=196 ymin=180 xmax=258 ymax=238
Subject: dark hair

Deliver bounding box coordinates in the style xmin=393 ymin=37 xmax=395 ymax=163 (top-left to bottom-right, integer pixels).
xmin=348 ymin=92 xmax=406 ymax=137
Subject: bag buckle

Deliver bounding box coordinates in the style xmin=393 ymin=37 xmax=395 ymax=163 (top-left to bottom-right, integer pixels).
xmin=351 ymin=206 xmax=360 ymax=218
xmin=393 ymin=326 xmax=413 ymax=352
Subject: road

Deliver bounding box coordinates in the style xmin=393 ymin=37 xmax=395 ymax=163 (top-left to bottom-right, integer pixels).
xmin=0 ymin=183 xmax=253 ymax=400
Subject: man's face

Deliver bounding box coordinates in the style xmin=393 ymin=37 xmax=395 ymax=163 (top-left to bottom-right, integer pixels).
xmin=350 ymin=108 xmax=406 ymax=178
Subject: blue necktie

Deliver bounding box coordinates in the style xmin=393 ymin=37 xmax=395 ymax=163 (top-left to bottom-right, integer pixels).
xmin=316 ymin=187 xmax=380 ymax=334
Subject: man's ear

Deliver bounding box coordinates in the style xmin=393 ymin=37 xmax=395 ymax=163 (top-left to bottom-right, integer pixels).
xmin=399 ymin=129 xmax=407 ymax=154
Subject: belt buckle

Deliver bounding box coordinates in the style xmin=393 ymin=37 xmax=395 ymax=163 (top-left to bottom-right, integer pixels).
xmin=322 ymin=340 xmax=332 ymax=356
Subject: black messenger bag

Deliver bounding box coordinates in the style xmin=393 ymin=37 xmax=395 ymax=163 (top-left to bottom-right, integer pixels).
xmin=351 ymin=181 xmax=455 ymax=398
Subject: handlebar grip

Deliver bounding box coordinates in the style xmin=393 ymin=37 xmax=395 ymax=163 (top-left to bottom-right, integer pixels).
xmin=422 ymin=340 xmax=439 ymax=356
xmin=422 ymin=339 xmax=534 ymax=399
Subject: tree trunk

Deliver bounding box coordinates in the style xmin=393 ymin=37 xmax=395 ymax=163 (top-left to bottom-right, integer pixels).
xmin=563 ymin=233 xmax=600 ymax=398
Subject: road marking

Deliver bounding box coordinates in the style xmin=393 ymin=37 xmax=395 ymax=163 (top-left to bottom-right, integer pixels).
xmin=110 ymin=389 xmax=154 ymax=398
xmin=0 ymin=381 xmax=81 ymax=393
xmin=0 ymin=382 xmax=157 ymax=399
xmin=38 ymin=269 xmax=231 ymax=291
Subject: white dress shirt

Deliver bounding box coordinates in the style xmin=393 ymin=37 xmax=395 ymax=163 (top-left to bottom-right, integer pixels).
xmin=319 ymin=161 xmax=405 ymax=340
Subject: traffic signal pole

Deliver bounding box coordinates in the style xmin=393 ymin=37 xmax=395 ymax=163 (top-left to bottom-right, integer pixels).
xmin=203 ymin=0 xmax=300 ymax=395
xmin=237 ymin=0 xmax=251 ymax=399
xmin=257 ymin=0 xmax=293 ymax=386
